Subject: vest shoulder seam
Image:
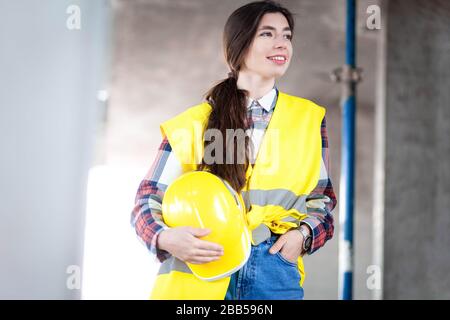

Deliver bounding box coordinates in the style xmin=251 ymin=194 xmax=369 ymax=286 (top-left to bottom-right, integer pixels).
xmin=162 ymin=102 xmax=211 ymax=126
xmin=281 ymin=93 xmax=326 ymax=115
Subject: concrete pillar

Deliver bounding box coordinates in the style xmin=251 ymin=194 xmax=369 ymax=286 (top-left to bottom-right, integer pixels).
xmin=0 ymin=0 xmax=111 ymax=299
xmin=374 ymin=0 xmax=450 ymax=299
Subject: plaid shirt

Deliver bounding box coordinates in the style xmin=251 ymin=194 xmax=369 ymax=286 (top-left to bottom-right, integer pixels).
xmin=131 ymin=87 xmax=337 ymax=263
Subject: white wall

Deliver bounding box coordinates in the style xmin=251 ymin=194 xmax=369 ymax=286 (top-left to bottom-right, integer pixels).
xmin=0 ymin=0 xmax=110 ymax=299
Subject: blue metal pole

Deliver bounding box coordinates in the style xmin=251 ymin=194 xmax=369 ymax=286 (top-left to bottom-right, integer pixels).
xmin=346 ymin=0 xmax=356 ymax=67
xmin=338 ymin=0 xmax=357 ymax=300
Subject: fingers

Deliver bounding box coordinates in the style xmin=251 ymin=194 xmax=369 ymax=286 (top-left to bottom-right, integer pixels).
xmin=187 ymin=255 xmax=222 ymax=265
xmin=182 ymin=249 xmax=222 ymax=264
xmin=194 ymin=238 xmax=224 ymax=253
xmin=269 ymin=237 xmax=286 ymax=254
xmin=192 ymin=248 xmax=224 ymax=257
xmin=184 ymin=226 xmax=223 ymax=252
xmin=178 ymin=227 xmax=224 ymax=264
xmin=183 ymin=241 xmax=224 ymax=265
xmin=186 ymin=227 xmax=211 ymax=237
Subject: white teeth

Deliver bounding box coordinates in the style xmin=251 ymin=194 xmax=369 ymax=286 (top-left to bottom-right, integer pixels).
xmin=268 ymin=56 xmax=286 ymax=61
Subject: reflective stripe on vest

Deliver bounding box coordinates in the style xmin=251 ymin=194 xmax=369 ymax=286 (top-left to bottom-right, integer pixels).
xmin=241 ymin=189 xmax=308 ymax=215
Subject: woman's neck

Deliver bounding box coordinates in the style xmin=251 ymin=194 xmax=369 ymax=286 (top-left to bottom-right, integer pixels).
xmin=236 ymin=71 xmax=275 ymax=100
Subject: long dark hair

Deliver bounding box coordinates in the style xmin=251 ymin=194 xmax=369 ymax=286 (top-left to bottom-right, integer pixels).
xmin=198 ymin=1 xmax=295 ymax=193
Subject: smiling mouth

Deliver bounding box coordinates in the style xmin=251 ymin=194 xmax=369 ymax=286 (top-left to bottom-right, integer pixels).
xmin=267 ymin=55 xmax=288 ymax=65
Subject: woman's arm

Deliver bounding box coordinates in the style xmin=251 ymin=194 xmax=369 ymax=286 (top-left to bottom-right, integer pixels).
xmin=130 ymin=137 xmax=182 ymax=263
xmin=131 ymin=137 xmax=224 ymax=264
xmin=301 ymin=116 xmax=337 ymax=255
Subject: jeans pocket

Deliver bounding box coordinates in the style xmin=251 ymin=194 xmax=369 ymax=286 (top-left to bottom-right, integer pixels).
xmin=275 ymin=251 xmax=298 ymax=267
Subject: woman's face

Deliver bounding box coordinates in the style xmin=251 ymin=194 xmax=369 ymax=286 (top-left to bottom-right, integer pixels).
xmin=242 ymin=12 xmax=293 ymax=79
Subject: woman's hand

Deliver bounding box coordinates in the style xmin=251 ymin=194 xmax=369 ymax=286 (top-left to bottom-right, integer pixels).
xmin=157 ymin=226 xmax=224 ymax=264
xmin=269 ymin=229 xmax=304 ymax=263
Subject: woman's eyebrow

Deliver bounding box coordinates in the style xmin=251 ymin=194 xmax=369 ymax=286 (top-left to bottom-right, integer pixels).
xmin=258 ymin=25 xmax=291 ymax=32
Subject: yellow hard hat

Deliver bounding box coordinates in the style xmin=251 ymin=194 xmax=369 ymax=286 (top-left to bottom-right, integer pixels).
xmin=162 ymin=170 xmax=251 ymax=281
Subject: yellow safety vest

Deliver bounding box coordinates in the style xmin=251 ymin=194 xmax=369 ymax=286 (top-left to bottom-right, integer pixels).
xmin=151 ymin=91 xmax=325 ymax=300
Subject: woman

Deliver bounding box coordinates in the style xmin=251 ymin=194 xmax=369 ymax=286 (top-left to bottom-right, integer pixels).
xmin=131 ymin=0 xmax=336 ymax=300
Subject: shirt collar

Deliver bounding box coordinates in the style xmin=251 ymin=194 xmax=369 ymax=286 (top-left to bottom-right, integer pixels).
xmin=246 ymin=86 xmax=278 ymax=112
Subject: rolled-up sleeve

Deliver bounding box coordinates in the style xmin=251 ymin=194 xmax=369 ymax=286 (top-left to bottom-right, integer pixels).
xmin=301 ymin=116 xmax=337 ymax=255
xmin=130 ymin=137 xmax=183 ymax=263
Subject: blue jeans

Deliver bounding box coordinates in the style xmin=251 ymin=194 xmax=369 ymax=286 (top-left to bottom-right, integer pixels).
xmin=225 ymin=234 xmax=304 ymax=300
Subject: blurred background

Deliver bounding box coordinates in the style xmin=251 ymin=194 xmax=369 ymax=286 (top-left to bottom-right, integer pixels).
xmin=0 ymin=0 xmax=449 ymax=300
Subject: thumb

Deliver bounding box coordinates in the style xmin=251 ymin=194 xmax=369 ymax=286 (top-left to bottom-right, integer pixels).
xmin=269 ymin=238 xmax=285 ymax=254
xmin=188 ymin=227 xmax=211 ymax=237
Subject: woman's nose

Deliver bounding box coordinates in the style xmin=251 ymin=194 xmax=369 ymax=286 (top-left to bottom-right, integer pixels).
xmin=273 ymin=35 xmax=288 ymax=49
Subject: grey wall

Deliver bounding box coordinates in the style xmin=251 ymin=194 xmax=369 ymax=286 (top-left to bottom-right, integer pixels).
xmin=109 ymin=0 xmax=380 ymax=299
xmin=0 ymin=0 xmax=110 ymax=299
xmin=376 ymin=0 xmax=450 ymax=299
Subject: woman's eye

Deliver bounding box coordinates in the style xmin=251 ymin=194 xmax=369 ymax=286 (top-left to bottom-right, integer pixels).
xmin=260 ymin=32 xmax=292 ymax=40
